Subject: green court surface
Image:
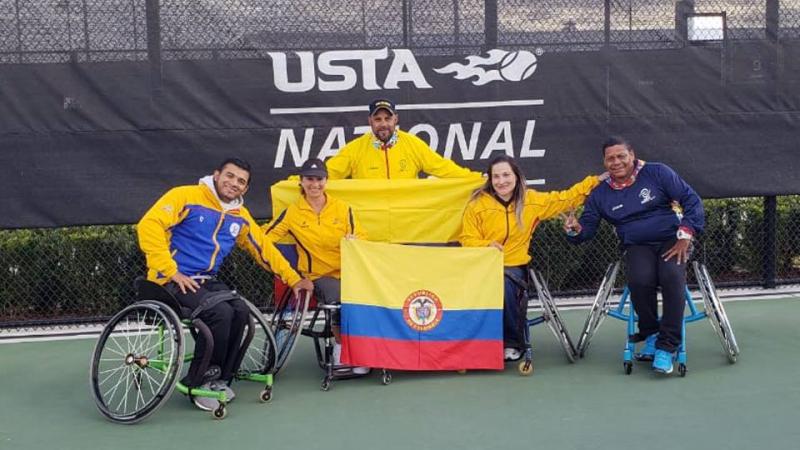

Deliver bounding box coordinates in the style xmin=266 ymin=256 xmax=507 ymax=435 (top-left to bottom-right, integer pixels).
xmin=1 ymin=298 xmax=799 ymax=450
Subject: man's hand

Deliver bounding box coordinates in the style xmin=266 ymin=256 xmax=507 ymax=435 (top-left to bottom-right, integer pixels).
xmin=560 ymin=208 xmax=582 ymax=236
xmin=488 ymin=241 xmax=503 ymax=251
xmin=662 ymin=239 xmax=691 ymax=265
xmin=170 ymin=272 xmax=200 ymax=294
xmin=292 ymin=278 xmax=314 ymax=298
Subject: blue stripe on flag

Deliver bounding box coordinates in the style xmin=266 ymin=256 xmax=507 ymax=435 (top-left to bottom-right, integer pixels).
xmin=341 ymin=303 xmax=502 ymax=341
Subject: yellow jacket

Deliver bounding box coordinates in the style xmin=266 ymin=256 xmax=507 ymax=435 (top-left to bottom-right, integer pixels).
xmin=264 ymin=193 xmax=366 ymax=280
xmin=460 ymin=175 xmax=600 ymax=266
xmin=325 ymin=130 xmax=482 ymax=180
xmin=137 ymin=182 xmax=302 ymax=287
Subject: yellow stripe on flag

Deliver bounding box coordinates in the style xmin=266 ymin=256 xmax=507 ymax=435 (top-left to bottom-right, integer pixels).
xmin=341 ymin=239 xmax=503 ymax=310
xmin=270 ymin=177 xmax=484 ymax=244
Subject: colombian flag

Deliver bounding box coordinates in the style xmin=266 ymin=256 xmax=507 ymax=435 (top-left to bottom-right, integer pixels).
xmin=271 ymin=177 xmax=484 ymax=244
xmin=340 ymin=239 xmax=504 ymax=371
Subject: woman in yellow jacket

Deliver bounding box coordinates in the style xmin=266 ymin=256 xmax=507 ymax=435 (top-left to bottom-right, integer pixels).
xmin=460 ymin=155 xmax=603 ymax=361
xmin=265 ymin=158 xmax=368 ymax=373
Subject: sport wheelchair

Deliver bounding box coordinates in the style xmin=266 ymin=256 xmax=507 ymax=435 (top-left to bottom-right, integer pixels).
xmin=575 ymin=261 xmax=740 ymax=376
xmin=270 ymin=280 xmax=381 ymax=390
xmin=511 ymin=268 xmax=578 ymax=376
xmin=89 ymin=279 xmax=278 ymax=423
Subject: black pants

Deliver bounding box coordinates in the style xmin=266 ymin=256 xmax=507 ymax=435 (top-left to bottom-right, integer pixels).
xmin=166 ymin=279 xmax=249 ymax=385
xmin=624 ymin=240 xmax=688 ymax=353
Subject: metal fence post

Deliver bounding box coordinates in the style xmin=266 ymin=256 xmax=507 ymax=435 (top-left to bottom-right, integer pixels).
xmin=766 ymin=0 xmax=779 ymax=43
xmin=763 ymin=195 xmax=777 ymax=288
xmin=145 ymin=0 xmax=162 ymax=93
xmin=675 ymin=0 xmax=695 ymax=44
xmin=484 ymin=0 xmax=498 ymax=51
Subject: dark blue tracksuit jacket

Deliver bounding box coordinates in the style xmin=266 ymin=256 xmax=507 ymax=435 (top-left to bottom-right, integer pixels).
xmin=569 ymin=162 xmax=704 ymax=247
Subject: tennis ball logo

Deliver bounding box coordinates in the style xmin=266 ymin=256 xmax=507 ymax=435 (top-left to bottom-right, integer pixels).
xmin=499 ymin=51 xmax=538 ymax=82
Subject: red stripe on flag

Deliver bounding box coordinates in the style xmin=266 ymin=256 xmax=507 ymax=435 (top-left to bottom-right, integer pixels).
xmin=340 ymin=335 xmax=504 ymax=371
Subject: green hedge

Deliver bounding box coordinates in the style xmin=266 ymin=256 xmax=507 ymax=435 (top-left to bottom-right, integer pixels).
xmin=1 ymin=197 xmax=799 ymax=325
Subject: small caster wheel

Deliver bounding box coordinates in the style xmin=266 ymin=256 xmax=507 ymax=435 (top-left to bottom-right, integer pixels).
xmin=321 ymin=378 xmax=331 ymax=391
xmin=212 ymin=405 xmax=227 ymax=420
xmin=457 ymin=369 xmax=467 ymax=374
xmin=623 ymin=361 xmax=633 ymax=375
xmin=518 ymin=360 xmax=534 ymax=376
xmin=381 ymin=372 xmax=392 ymax=385
xmin=678 ymin=363 xmax=687 ymax=377
xmin=259 ymin=388 xmax=273 ymax=403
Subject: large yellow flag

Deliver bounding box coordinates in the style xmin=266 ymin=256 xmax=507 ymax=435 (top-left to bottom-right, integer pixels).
xmin=270 ymin=177 xmax=484 ymax=243
xmin=340 ymin=239 xmax=504 ymax=370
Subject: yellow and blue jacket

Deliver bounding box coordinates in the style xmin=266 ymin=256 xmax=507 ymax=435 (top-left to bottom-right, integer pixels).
xmin=460 ymin=175 xmax=600 ymax=266
xmin=264 ymin=194 xmax=366 ymax=280
xmin=325 ymin=130 xmax=483 ymax=180
xmin=137 ymin=182 xmax=302 ymax=287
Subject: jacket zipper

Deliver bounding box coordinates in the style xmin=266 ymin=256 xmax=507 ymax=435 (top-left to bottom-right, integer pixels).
xmin=502 ymin=205 xmax=510 ymax=244
xmin=206 ymin=212 xmax=226 ymax=271
xmin=384 ymin=149 xmax=390 ymax=179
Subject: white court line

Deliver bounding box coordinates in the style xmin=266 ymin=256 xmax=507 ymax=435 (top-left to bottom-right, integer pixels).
xmin=270 ymin=99 xmax=544 ymax=115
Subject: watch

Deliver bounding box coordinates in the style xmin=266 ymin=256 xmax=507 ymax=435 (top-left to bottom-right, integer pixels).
xmin=676 ymin=228 xmax=693 ymax=240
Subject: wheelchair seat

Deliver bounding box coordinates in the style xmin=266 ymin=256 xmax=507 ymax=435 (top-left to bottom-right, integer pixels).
xmin=133 ymin=278 xmax=192 ymax=319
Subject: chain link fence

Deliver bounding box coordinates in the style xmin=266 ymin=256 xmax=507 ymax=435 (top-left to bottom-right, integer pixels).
xmin=2 ymin=1 xmax=799 ymax=330
xmin=3 ymin=1 xmax=800 ymax=63
xmin=2 ymin=196 xmax=799 ymax=330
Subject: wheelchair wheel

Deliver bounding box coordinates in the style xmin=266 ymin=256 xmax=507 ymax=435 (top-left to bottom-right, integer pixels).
xmin=576 ymin=262 xmax=619 ymax=358
xmin=237 ymin=299 xmax=278 ymax=377
xmin=530 ymin=270 xmax=577 ymax=363
xmin=90 ymin=301 xmax=184 ymax=424
xmin=693 ymin=262 xmax=739 ymax=363
xmin=269 ymin=289 xmax=311 ymax=374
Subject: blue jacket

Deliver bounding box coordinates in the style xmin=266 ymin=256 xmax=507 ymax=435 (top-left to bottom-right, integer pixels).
xmin=569 ymin=162 xmax=704 ymax=246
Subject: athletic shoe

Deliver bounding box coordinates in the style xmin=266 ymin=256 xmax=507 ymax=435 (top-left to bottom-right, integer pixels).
xmin=210 ymin=379 xmax=235 ymax=403
xmin=634 ymin=333 xmax=658 ymax=361
xmin=652 ymin=349 xmax=674 ymax=374
xmin=504 ymin=347 xmax=522 ymax=361
xmin=191 ymin=382 xmax=220 ymax=411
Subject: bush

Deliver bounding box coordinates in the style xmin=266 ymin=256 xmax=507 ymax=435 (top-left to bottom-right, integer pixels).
xmin=1 ymin=196 xmax=799 ymax=325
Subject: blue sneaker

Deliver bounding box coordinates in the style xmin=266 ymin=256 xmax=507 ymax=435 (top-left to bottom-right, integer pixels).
xmin=652 ymin=349 xmax=674 ymax=374
xmin=634 ymin=334 xmax=657 ymax=361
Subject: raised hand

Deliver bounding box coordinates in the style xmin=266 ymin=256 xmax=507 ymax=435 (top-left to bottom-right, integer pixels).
xmin=560 ymin=208 xmax=582 ymax=236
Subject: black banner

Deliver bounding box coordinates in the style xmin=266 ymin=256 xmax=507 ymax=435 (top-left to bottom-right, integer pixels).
xmin=2 ymin=42 xmax=799 ymax=228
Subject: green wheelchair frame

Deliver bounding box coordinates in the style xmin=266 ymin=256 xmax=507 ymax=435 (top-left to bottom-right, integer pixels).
xmin=89 ymin=280 xmax=277 ymax=423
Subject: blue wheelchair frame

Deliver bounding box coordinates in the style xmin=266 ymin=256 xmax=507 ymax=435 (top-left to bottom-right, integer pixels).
xmin=577 ymin=261 xmax=739 ymax=377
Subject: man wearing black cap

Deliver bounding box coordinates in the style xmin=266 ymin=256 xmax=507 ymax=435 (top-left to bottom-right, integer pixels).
xmin=325 ymin=99 xmax=481 ymax=180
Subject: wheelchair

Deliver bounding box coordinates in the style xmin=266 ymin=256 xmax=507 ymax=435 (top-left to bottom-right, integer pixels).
xmin=271 ymin=279 xmax=384 ymax=390
xmin=89 ymin=279 xmax=278 ymax=423
xmin=511 ymin=268 xmax=578 ymax=376
xmin=575 ymin=261 xmax=740 ymax=377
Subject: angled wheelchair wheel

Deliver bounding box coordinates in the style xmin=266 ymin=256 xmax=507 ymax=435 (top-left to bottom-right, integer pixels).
xmin=693 ymin=262 xmax=739 ymax=363
xmin=530 ymin=269 xmax=577 ymax=363
xmin=269 ymin=289 xmax=311 ymax=374
xmin=576 ymin=261 xmax=620 ymax=358
xmin=237 ymin=299 xmax=278 ymax=377
xmin=90 ymin=301 xmax=184 ymax=424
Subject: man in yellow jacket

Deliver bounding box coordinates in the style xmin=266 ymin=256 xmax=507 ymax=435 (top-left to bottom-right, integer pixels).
xmin=325 ymin=98 xmax=482 ymax=180
xmin=138 ymin=158 xmax=313 ymax=410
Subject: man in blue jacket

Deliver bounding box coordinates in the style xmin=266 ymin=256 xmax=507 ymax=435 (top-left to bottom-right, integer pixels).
xmin=564 ymin=137 xmax=704 ymax=374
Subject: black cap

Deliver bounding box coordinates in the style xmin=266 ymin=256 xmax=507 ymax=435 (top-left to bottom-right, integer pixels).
xmin=299 ymin=158 xmax=328 ymax=178
xmin=368 ymin=98 xmax=396 ymax=116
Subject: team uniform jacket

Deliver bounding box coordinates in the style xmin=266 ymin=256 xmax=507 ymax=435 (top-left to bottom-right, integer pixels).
xmin=137 ymin=182 xmax=302 ymax=287
xmin=325 ymin=130 xmax=482 ymax=180
xmin=569 ymin=161 xmax=704 ymax=246
xmin=264 ymin=194 xmax=366 ymax=280
xmin=461 ymin=175 xmax=600 ymax=266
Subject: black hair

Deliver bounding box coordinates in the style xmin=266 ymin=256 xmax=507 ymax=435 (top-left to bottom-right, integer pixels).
xmin=216 ymin=158 xmax=252 ymax=184
xmin=602 ymin=136 xmax=633 ymax=156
